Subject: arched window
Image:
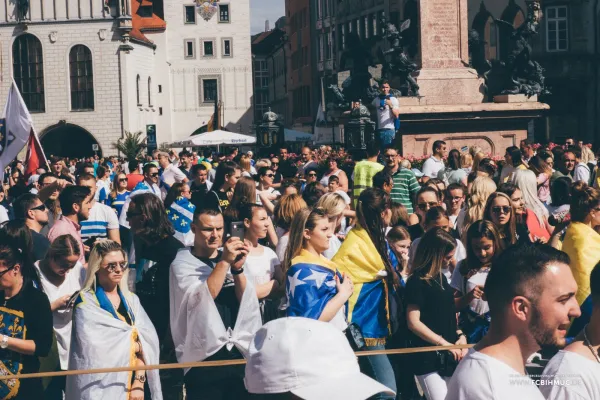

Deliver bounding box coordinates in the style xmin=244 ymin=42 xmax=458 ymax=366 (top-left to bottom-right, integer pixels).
xmin=12 ymin=34 xmax=45 ymax=112
xmin=69 ymin=45 xmax=94 ymax=111
xmin=148 ymin=77 xmax=152 ymax=106
xmin=136 ymin=75 xmax=141 ymax=105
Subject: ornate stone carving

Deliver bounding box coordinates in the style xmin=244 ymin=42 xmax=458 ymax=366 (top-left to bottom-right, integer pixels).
xmin=262 ymin=108 xmax=279 ymax=122
xmin=195 ymin=0 xmax=219 ymax=22
xmin=98 ymin=29 xmax=107 ymax=41
xmin=49 ymin=31 xmax=57 ymax=43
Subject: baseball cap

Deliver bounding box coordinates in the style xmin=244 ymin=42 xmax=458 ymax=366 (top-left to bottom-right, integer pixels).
xmin=244 ymin=317 xmax=395 ymax=399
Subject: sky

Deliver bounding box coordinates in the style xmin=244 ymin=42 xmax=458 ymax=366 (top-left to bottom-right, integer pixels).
xmin=250 ymin=0 xmax=285 ymax=34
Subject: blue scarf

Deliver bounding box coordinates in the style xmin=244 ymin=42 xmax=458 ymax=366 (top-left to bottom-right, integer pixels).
xmin=95 ymin=285 xmax=135 ymax=324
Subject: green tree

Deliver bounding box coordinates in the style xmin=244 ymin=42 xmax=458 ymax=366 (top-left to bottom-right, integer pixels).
xmin=112 ymin=131 xmax=146 ymax=160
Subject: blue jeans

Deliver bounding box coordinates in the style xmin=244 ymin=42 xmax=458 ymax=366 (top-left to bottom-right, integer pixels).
xmin=359 ymin=343 xmax=397 ymax=399
xmin=377 ymin=129 xmax=396 ymax=151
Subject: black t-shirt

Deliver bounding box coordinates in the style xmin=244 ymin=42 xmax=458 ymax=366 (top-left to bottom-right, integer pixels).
xmin=0 ymin=282 xmax=53 ymax=399
xmin=30 ymin=229 xmax=50 ymax=262
xmin=204 ymin=190 xmax=231 ymax=212
xmin=273 ymin=171 xmax=283 ymax=184
xmin=137 ymin=235 xmax=184 ymax=339
xmin=407 ymin=224 xmax=425 ymax=241
xmin=279 ymin=160 xmax=297 ymax=178
xmin=193 ymin=250 xmax=242 ymax=361
xmin=404 ymin=272 xmax=458 ymax=375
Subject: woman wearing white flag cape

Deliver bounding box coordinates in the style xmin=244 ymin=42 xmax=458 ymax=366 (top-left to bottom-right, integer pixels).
xmin=66 ymin=240 xmax=162 ymax=400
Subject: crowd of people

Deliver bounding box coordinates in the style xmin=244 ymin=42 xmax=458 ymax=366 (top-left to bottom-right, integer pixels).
xmin=0 ymin=136 xmax=598 ymax=400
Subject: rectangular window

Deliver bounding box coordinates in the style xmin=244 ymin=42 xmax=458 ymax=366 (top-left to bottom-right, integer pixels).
xmin=184 ymin=39 xmax=195 ymax=59
xmin=158 ymin=84 xmax=162 ymax=93
xmin=203 ymin=40 xmax=214 ymax=56
xmin=184 ymin=5 xmax=196 ymax=24
xmin=159 ymin=107 xmax=163 ymax=115
xmin=223 ymin=39 xmax=232 ymax=57
xmin=203 ymin=79 xmax=218 ymax=102
xmin=219 ymin=4 xmax=230 ymax=22
xmin=546 ymin=6 xmax=568 ymax=52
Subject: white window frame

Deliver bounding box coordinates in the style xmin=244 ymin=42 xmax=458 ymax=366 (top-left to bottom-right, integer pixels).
xmin=222 ymin=38 xmax=232 ymax=57
xmin=183 ymin=5 xmax=196 ymax=24
xmin=184 ymin=39 xmax=196 ymax=59
xmin=546 ymin=5 xmax=568 ymax=52
xmin=218 ymin=3 xmax=230 ymax=23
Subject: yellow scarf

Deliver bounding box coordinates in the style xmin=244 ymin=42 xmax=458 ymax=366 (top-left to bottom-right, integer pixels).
xmin=562 ymin=222 xmax=600 ymax=305
xmin=292 ymin=249 xmax=338 ymax=272
xmin=332 ymin=226 xmax=386 ymax=283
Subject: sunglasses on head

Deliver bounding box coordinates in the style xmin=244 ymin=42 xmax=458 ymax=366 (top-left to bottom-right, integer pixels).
xmin=492 ymin=206 xmax=511 ymax=215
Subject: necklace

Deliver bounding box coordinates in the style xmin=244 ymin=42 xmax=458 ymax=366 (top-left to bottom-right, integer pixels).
xmin=583 ymin=324 xmax=600 ymax=363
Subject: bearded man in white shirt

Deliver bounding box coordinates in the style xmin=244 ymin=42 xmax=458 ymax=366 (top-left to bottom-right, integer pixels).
xmin=446 ymin=244 xmax=581 ymax=400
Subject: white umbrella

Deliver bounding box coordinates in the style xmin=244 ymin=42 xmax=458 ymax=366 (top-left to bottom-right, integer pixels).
xmin=167 ymin=130 xmax=256 ymax=148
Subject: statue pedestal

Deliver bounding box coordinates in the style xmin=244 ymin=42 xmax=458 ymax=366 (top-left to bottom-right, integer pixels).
xmin=415 ymin=68 xmax=485 ymax=105
xmin=493 ymin=94 xmax=539 ymax=103
xmin=397 ymin=102 xmax=549 ymax=157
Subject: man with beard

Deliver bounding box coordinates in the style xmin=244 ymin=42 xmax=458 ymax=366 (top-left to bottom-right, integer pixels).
xmin=446 ymin=244 xmax=581 ymax=400
xmin=48 ymin=186 xmax=93 ymax=264
xmin=542 ymin=263 xmax=600 ymax=399
xmin=13 ymin=193 xmax=51 ymax=261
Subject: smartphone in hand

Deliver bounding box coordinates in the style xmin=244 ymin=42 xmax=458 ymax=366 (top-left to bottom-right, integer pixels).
xmin=230 ymin=222 xmax=245 ymax=240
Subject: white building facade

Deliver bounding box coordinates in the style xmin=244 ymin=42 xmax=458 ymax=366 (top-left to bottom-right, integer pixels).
xmin=0 ymin=0 xmax=253 ymax=158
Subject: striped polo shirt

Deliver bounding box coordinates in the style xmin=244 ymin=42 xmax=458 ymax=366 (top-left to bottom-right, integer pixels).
xmin=389 ymin=167 xmax=421 ymax=214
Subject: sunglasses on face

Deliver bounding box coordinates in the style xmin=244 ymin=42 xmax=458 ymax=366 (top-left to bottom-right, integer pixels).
xmin=30 ymin=204 xmax=47 ymax=212
xmin=271 ymin=163 xmax=279 ymax=166
xmin=0 ymin=265 xmax=15 ymax=278
xmin=417 ymin=202 xmax=438 ymax=211
xmin=150 ymin=172 xmax=159 ymax=177
xmin=308 ymin=173 xmax=317 ymax=177
xmin=118 ymin=178 xmax=128 ymax=183
xmin=384 ymin=154 xmax=397 ymax=159
xmin=492 ymin=206 xmax=511 ymax=215
xmin=103 ymin=261 xmax=128 ymax=273
xmin=264 ymin=173 xmax=275 ymax=178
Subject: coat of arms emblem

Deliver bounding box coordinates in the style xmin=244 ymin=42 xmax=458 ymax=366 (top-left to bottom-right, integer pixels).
xmin=195 ymin=0 xmax=219 ymax=21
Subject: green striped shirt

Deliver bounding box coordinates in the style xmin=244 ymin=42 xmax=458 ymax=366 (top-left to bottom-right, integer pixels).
xmin=389 ymin=167 xmax=420 ymax=213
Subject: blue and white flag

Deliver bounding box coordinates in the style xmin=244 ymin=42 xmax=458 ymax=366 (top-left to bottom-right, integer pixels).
xmin=166 ymin=196 xmax=195 ymax=246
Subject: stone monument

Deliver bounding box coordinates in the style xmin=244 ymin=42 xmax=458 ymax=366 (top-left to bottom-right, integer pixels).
xmin=397 ymin=0 xmax=548 ymax=157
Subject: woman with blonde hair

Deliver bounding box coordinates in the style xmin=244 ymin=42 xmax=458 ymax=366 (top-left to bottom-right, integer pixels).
xmin=316 ymin=192 xmax=347 ymax=259
xmin=274 ymin=194 xmax=307 ymax=261
xmin=66 ymin=240 xmax=161 ymax=400
xmin=460 ymin=153 xmax=473 ymax=174
xmin=471 ymin=151 xmax=486 ymax=172
xmin=284 ymin=208 xmax=353 ymax=330
xmin=528 ymin=155 xmax=553 ymax=204
xmin=239 ymin=155 xmax=253 ymax=177
xmin=512 ymin=168 xmax=552 ymax=241
xmin=456 ymin=177 xmax=497 ymax=237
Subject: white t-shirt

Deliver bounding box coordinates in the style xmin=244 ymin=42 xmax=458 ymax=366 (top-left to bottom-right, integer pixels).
xmin=322 ymin=235 xmax=342 ymax=260
xmin=34 ymin=261 xmax=86 ymax=369
xmin=276 ymin=233 xmax=289 ymax=263
xmin=574 ymin=163 xmax=591 ymax=184
xmin=161 ymin=164 xmax=187 ymax=186
xmin=243 ymin=246 xmax=279 ymax=285
xmin=408 ymin=237 xmax=466 ymax=279
xmin=371 ymin=96 xmax=399 ymax=130
xmin=95 ymin=179 xmax=110 ymax=202
xmin=421 ymin=156 xmax=445 ymax=179
xmin=540 ymin=350 xmax=600 ymax=400
xmin=0 ymin=205 xmax=8 ymax=225
xmin=335 ymin=190 xmax=351 ymax=205
xmin=256 ymin=187 xmax=281 ymax=205
xmin=80 ymin=202 xmax=120 ymax=240
xmin=450 ymin=263 xmax=490 ymax=315
xmin=446 ymin=350 xmax=545 ymax=400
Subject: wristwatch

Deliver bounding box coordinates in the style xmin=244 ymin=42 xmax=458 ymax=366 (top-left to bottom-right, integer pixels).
xmin=134 ymin=374 xmax=146 ymax=384
xmin=231 ymin=267 xmax=244 ymax=275
xmin=0 ymin=335 xmax=8 ymax=349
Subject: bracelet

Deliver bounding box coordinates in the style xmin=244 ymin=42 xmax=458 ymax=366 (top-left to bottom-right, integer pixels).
xmin=231 ymin=267 xmax=244 ymax=275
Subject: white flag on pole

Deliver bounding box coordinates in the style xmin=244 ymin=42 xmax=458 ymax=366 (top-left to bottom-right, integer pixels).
xmin=0 ymin=80 xmax=33 ymax=182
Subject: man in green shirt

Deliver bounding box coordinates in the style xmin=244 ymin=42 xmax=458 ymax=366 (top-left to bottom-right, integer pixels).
xmin=352 ymin=142 xmax=384 ymax=207
xmin=383 ymin=145 xmax=420 ymax=213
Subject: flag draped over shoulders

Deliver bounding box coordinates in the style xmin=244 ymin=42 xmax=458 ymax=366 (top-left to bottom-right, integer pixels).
xmin=169 ymin=248 xmax=262 ymax=373
xmin=286 ymin=250 xmax=342 ymax=323
xmin=333 ymin=227 xmax=390 ymax=344
xmin=65 ymin=288 xmax=162 ymax=400
xmin=562 ymin=222 xmax=600 ymax=306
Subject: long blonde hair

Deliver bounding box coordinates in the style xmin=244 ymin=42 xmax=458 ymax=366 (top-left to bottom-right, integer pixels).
xmin=463 ymin=177 xmax=497 ymax=233
xmin=512 ymin=169 xmax=548 ymax=225
xmin=82 ymin=240 xmax=130 ymax=294
xmin=282 ymin=208 xmax=328 ymax=274
xmin=316 ymin=192 xmax=346 ymax=218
